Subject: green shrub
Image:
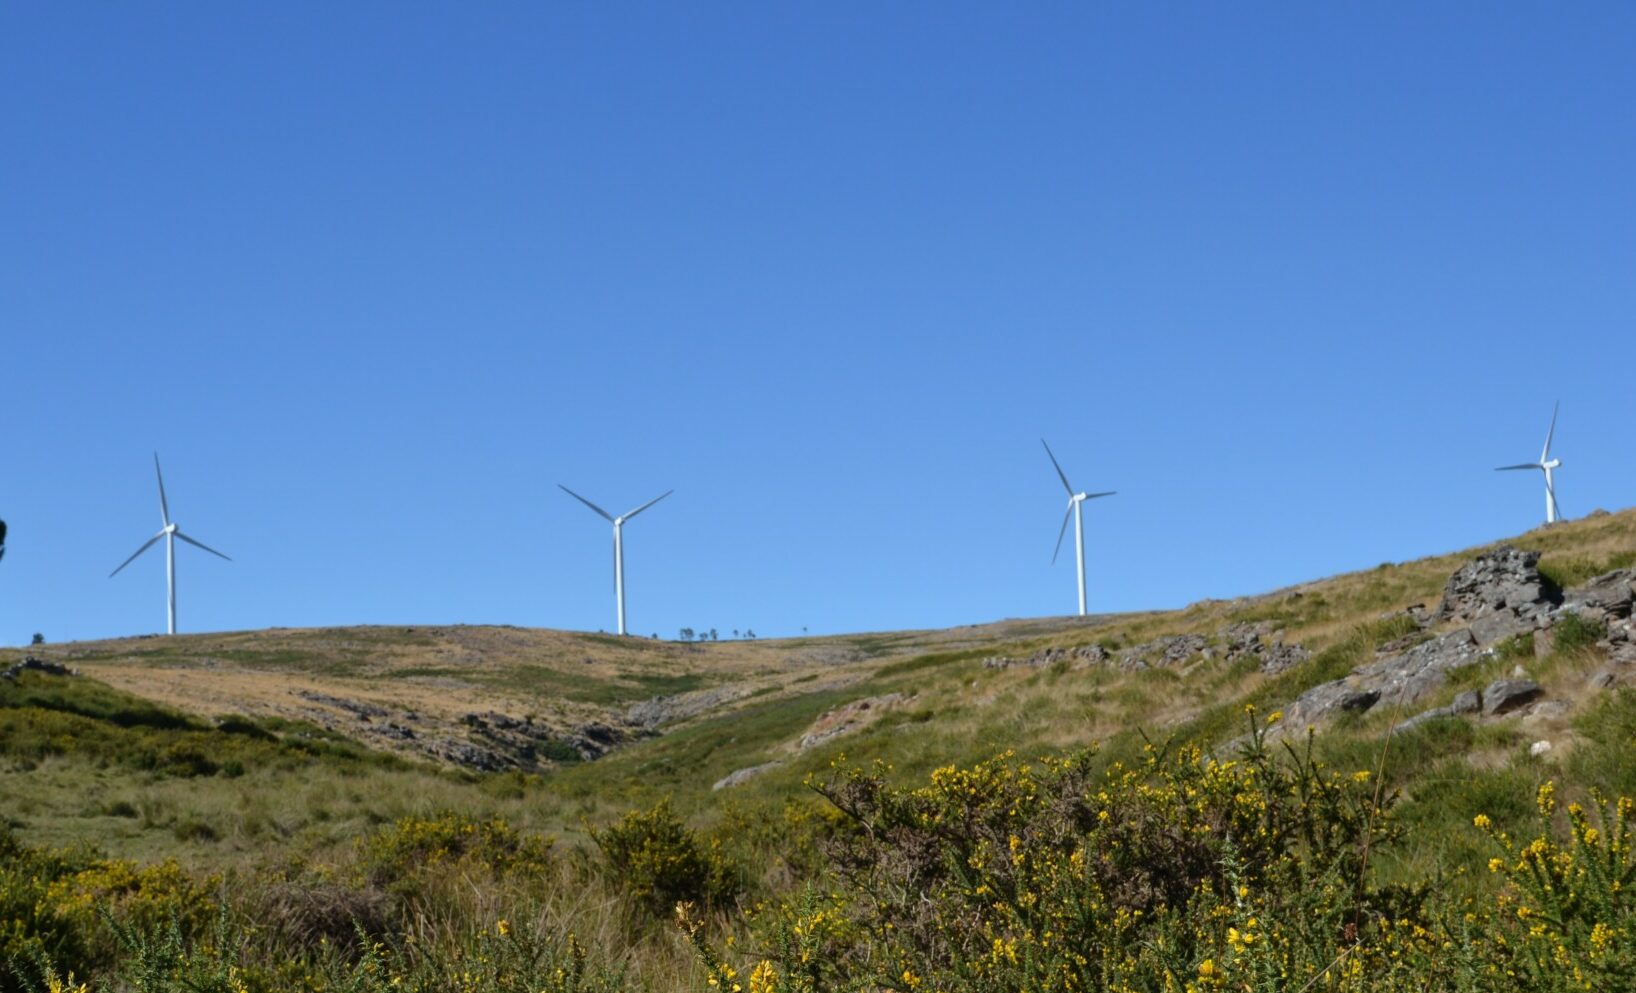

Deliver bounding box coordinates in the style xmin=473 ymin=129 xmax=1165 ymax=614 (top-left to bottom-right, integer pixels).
xmin=356 ymin=813 xmax=553 ymax=887
xmin=591 ymin=799 xmax=743 ymax=915
xmin=788 ymin=713 xmax=1418 ymax=992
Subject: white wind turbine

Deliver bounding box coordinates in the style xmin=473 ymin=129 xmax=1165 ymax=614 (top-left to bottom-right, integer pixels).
xmin=1042 ymin=439 xmax=1115 ymax=617
xmin=559 ymin=484 xmax=672 ymax=636
xmin=1495 ymin=401 xmax=1564 ymax=525
xmin=110 ymin=454 xmax=231 ymax=635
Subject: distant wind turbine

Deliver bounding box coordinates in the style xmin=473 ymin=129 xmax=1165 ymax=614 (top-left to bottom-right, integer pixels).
xmin=1041 ymin=439 xmax=1115 ymax=617
xmin=559 ymin=484 xmax=672 ymax=636
xmin=1495 ymin=402 xmax=1563 ymax=525
xmin=110 ymin=454 xmax=231 ymax=635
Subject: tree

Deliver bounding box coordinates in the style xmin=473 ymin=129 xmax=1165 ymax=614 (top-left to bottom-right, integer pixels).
xmin=31 ymin=633 xmax=43 ymax=645
xmin=732 ymin=629 xmax=739 ymax=639
xmin=745 ymin=629 xmax=757 ymax=640
xmin=679 ymin=627 xmax=694 ymax=642
xmin=709 ymin=629 xmax=718 ymax=642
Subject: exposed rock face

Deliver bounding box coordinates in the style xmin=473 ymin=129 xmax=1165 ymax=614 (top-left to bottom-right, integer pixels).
xmin=1390 ymin=688 xmax=1487 ymax=735
xmin=0 ymin=657 xmax=76 ymax=680
xmin=983 ymin=645 xmax=1108 ymax=670
xmin=985 ymin=623 xmax=1309 ymax=676
xmin=1434 ymin=546 xmax=1561 ymax=636
xmin=1282 ymin=629 xmax=1485 ymax=731
xmin=627 ymin=685 xmax=755 ymax=729
xmin=1481 ymin=679 xmax=1543 ymax=716
xmin=462 ymin=711 xmax=633 ymax=763
xmin=1272 ymin=550 xmax=1636 ymax=737
xmin=1259 ymin=642 xmax=1311 ymax=676
xmin=713 ymin=761 xmax=784 ymax=790
xmin=798 ymin=693 xmax=906 ymax=751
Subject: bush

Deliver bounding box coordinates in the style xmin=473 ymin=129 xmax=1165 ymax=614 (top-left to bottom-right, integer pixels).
xmin=0 ymin=829 xmax=216 ymax=993
xmin=356 ymin=813 xmax=554 ymax=888
xmin=788 ymin=712 xmax=1418 ymax=992
xmin=591 ymin=799 xmax=743 ymax=915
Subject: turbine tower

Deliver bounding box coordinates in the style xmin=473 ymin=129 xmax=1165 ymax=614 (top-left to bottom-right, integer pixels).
xmin=1495 ymin=401 xmax=1563 ymax=525
xmin=1041 ymin=439 xmax=1115 ymax=617
xmin=110 ymin=454 xmax=231 ymax=635
xmin=559 ymin=484 xmax=672 ymax=636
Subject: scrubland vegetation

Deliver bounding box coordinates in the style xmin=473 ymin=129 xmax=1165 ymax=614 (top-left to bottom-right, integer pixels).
xmin=4 ymin=510 xmax=1636 ymax=991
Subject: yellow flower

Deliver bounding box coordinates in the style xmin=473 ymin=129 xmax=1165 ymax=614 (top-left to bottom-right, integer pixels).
xmin=495 ymin=918 xmax=510 ymax=936
xmin=1473 ymin=814 xmax=1493 ymax=830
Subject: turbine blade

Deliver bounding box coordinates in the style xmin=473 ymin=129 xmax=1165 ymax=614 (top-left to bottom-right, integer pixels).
xmin=1540 ymin=400 xmax=1559 ymax=463
xmin=1041 ymin=439 xmax=1074 ymax=496
xmin=1494 ymin=464 xmax=1541 ymax=472
xmin=622 ymin=489 xmax=673 ymax=521
xmin=1083 ymin=491 xmax=1116 ymax=500
xmin=558 ymin=484 xmax=614 ymax=522
xmin=110 ymin=531 xmax=165 ymax=578
xmin=175 ymin=530 xmax=231 ymax=562
xmin=1051 ymin=502 xmax=1073 ymax=565
xmin=154 ymin=453 xmax=171 ymax=526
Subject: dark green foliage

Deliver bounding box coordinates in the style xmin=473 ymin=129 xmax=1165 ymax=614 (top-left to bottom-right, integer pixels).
xmin=591 ymin=799 xmax=743 ymax=915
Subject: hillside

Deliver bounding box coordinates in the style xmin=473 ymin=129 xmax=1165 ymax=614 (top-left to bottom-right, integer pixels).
xmin=3 ymin=508 xmax=1635 ymax=990
xmin=6 ymin=507 xmax=1635 ymax=846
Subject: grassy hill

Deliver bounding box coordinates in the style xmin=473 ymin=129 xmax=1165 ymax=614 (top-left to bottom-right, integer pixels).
xmin=3 ymin=507 xmax=1635 ymax=991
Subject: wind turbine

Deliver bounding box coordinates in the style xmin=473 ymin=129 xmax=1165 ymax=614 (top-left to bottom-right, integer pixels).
xmin=110 ymin=454 xmax=231 ymax=635
xmin=1495 ymin=401 xmax=1563 ymax=525
xmin=1042 ymin=439 xmax=1115 ymax=617
xmin=559 ymin=484 xmax=672 ymax=636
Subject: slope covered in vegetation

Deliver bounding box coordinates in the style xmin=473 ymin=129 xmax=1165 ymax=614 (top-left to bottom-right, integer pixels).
xmin=3 ymin=508 xmax=1635 ymax=991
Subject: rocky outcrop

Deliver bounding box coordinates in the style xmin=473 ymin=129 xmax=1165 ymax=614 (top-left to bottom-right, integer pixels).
xmin=985 ymin=623 xmax=1309 ymax=676
xmin=0 ymin=657 xmax=76 ymax=680
xmin=798 ymin=693 xmax=906 ymax=751
xmin=713 ymin=761 xmax=784 ymax=790
xmin=1275 ymin=551 xmax=1636 ymax=737
xmin=463 ymin=711 xmax=633 ymax=763
xmin=1283 ymin=629 xmax=1484 ymax=731
xmin=1561 ymin=569 xmax=1635 ymax=623
xmin=983 ymin=645 xmax=1108 ymax=669
xmin=1433 ymin=546 xmax=1561 ymax=641
xmin=627 ymin=685 xmax=756 ymax=729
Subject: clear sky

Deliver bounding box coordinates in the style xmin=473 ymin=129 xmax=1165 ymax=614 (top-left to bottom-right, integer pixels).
xmin=2 ymin=4 xmax=1633 ymax=645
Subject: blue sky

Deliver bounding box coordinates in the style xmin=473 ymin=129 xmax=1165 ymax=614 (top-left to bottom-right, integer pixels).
xmin=2 ymin=4 xmax=1633 ymax=644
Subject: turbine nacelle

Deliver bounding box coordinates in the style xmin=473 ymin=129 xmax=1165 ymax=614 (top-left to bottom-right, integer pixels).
xmin=1543 ymin=458 xmax=1562 ymax=470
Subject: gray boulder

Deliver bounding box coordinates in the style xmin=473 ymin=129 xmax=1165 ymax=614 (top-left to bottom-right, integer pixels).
xmin=1481 ymin=679 xmax=1543 ymax=716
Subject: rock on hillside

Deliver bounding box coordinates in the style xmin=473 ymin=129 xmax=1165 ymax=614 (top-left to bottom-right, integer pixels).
xmin=1277 ymin=548 xmax=1634 ymax=736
